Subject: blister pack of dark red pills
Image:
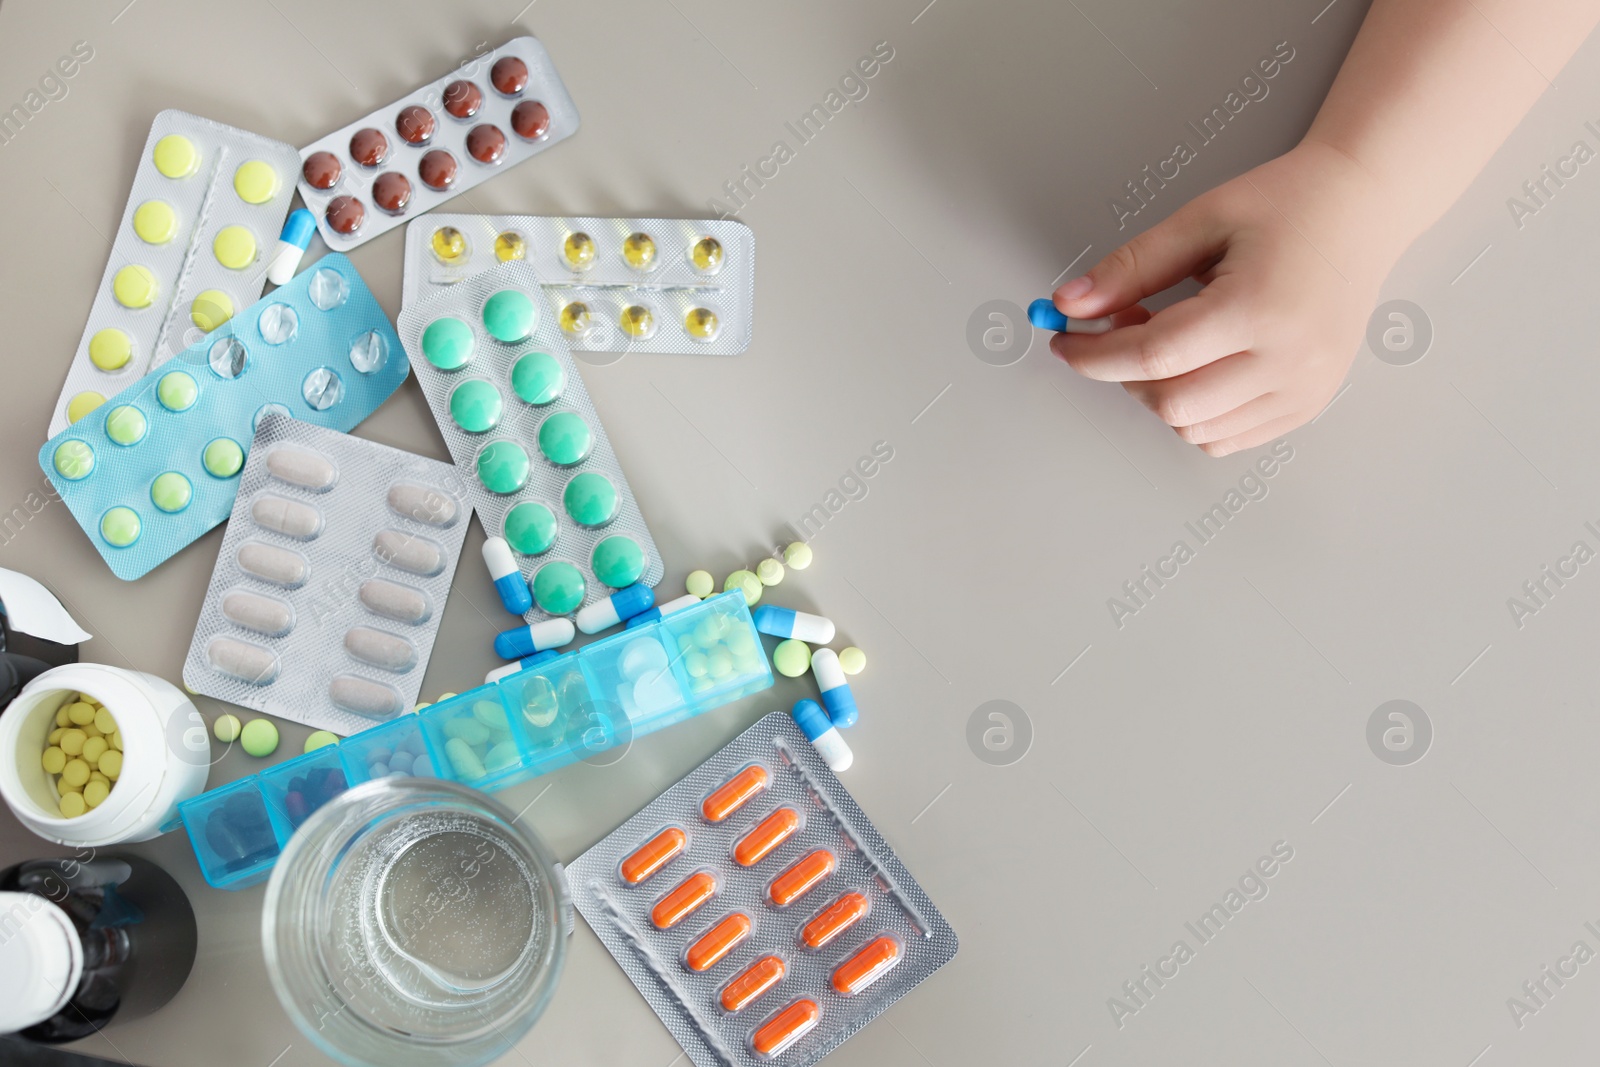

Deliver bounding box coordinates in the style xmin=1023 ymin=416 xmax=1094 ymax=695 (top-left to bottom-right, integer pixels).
xmin=296 ymin=36 xmax=580 ymax=251
xmin=569 ymin=711 xmax=957 ymax=1066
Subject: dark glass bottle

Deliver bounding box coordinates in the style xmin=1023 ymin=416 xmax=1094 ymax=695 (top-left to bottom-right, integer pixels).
xmin=0 ymin=854 xmax=197 ymax=1043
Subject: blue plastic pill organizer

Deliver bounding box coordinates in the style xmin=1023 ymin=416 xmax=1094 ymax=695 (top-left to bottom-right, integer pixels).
xmin=176 ymin=590 xmax=773 ymax=889
xmin=396 ymin=259 xmax=664 ymax=619
xmin=39 ymin=254 xmax=409 ymax=580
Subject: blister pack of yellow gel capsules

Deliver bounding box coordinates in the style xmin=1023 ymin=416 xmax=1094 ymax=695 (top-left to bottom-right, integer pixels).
xmin=183 ymin=415 xmax=470 ymax=733
xmin=50 ymin=110 xmax=301 ymax=436
xmin=402 ymin=214 xmax=755 ymax=356
xmin=38 ymin=254 xmax=409 ymax=580
xmin=569 ymin=711 xmax=958 ymax=1067
xmin=396 ymin=260 xmax=664 ymax=621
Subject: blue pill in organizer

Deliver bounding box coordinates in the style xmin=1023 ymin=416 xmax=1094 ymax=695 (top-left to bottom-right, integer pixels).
xmin=575 ymin=583 xmax=654 ymax=635
xmin=37 ymin=253 xmax=410 ymax=580
xmin=483 ymin=535 xmax=533 ymax=615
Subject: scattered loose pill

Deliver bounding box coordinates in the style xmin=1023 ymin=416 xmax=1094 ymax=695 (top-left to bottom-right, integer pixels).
xmin=751 ymin=998 xmax=820 ymax=1057
xmin=621 ymin=826 xmax=688 ymax=884
xmin=772 ymin=640 xmax=810 ymax=678
xmin=686 ymin=913 xmax=752 ymax=972
xmin=735 ymin=807 xmax=800 ymax=867
xmin=832 ymin=935 xmax=902 ymax=995
xmin=801 ymin=892 xmax=869 ymax=950
xmin=304 ymin=730 xmax=339 ymax=753
xmin=838 ymin=647 xmax=866 ymax=675
xmin=686 ymin=570 xmax=714 ymax=598
xmin=769 ymin=849 xmax=835 ymax=907
xmin=702 ymin=765 xmax=769 ymax=822
xmin=783 ymin=542 xmax=813 ymax=570
xmin=755 ymin=558 xmax=784 ymax=586
xmin=652 ymin=870 xmax=718 ymax=929
xmin=240 ymin=718 xmax=279 ymax=757
xmin=213 ymin=713 xmax=242 ymax=742
xmin=725 ymin=570 xmax=762 ymax=606
xmin=721 ymin=956 xmax=786 ymax=1014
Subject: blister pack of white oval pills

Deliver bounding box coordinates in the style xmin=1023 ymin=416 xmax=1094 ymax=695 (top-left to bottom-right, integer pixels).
xmin=402 ymin=214 xmax=755 ymax=356
xmin=182 ymin=414 xmax=472 ymax=735
xmin=296 ymin=36 xmax=580 ymax=252
xmin=51 ymin=109 xmax=301 ymax=437
xmin=396 ymin=259 xmax=664 ymax=622
xmin=568 ymin=711 xmax=958 ymax=1067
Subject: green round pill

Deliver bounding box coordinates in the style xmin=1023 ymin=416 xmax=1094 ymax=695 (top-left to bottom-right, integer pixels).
xmin=531 ymin=560 xmax=585 ymax=615
xmin=449 ymin=378 xmax=503 ymax=433
xmin=476 ymin=440 xmax=531 ymax=494
xmin=563 ymin=471 xmax=617 ymax=528
xmin=53 ymin=440 xmax=94 ymax=480
xmin=421 ymin=316 xmax=475 ymax=370
xmin=510 ymin=351 xmax=564 ymax=405
xmin=239 ymin=718 xmax=279 ymax=758
xmin=104 ymin=405 xmax=147 ymax=446
xmin=482 ymin=289 xmax=536 ymax=343
xmin=591 ymin=536 xmax=644 ymax=588
xmin=304 ymin=730 xmax=339 ymax=753
xmin=686 ymin=569 xmax=714 ymax=598
xmin=157 ymin=371 xmax=198 ymax=412
xmin=504 ymin=501 xmax=558 ymax=555
xmin=100 ymin=506 xmax=140 ymax=548
xmin=725 ymin=569 xmax=762 ymax=606
xmin=538 ymin=411 xmax=591 ymax=467
xmin=150 ymin=471 xmax=192 ymax=513
xmin=773 ymin=639 xmax=811 ymax=678
xmin=213 ymin=713 xmax=242 ymax=742
xmin=203 ymin=437 xmax=244 ymax=478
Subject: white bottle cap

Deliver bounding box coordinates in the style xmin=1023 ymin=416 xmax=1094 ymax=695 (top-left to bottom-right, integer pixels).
xmin=0 ymin=891 xmax=83 ymax=1033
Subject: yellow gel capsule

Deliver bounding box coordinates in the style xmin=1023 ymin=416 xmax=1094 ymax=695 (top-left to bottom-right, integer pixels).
xmin=213 ymin=225 xmax=257 ymax=269
xmin=61 ymin=759 xmax=90 ymax=788
xmin=59 ymin=792 xmax=87 ymax=818
xmin=41 ymin=747 xmax=66 ymax=775
xmin=559 ymin=301 xmax=591 ymax=335
xmin=152 ymin=134 xmax=199 ymax=178
xmin=191 ymin=289 xmax=233 ymax=331
xmin=132 ymin=200 xmax=178 ymax=245
xmin=233 ymin=160 xmax=280 ymax=204
xmin=621 ymin=232 xmax=656 ymax=270
xmin=561 ymin=232 xmax=595 ymax=271
xmin=88 ymin=328 xmax=133 ymax=371
xmin=690 ymin=236 xmax=723 ymax=273
xmin=113 ymin=265 xmax=158 ymax=309
xmin=494 ymin=231 xmax=526 ymax=262
xmin=84 ymin=780 xmax=111 ymax=809
xmin=619 ymin=305 xmax=655 ymax=338
xmin=685 ymin=307 xmax=719 ymax=341
xmin=99 ymin=750 xmax=123 ymax=780
xmin=431 ymin=226 xmax=468 ymax=263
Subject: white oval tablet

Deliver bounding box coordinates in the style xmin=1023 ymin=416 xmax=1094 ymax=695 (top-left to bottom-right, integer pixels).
xmin=251 ymin=495 xmax=323 ymax=539
xmin=330 ymin=675 xmax=402 ymax=719
xmin=206 ymin=637 xmax=280 ymax=685
xmin=359 ymin=579 xmax=431 ymax=624
xmin=265 ymin=445 xmax=337 ymax=491
xmin=344 ymin=627 xmax=417 ymax=672
xmin=221 ymin=589 xmax=295 ymax=636
xmin=236 ymin=542 xmax=309 ymax=587
xmin=372 ymin=529 xmax=445 ymax=576
xmin=387 ymin=483 xmax=458 ymax=527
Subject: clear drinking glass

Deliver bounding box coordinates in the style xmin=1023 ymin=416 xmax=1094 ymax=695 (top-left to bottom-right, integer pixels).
xmin=263 ymin=777 xmax=568 ymax=1067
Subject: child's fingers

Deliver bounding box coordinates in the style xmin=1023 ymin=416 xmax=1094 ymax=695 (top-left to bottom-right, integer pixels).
xmin=1170 ymin=392 xmax=1291 ymax=444
xmin=1052 ymin=205 xmax=1225 ymax=318
xmin=1049 ymin=288 xmax=1252 ymax=382
xmin=1196 ymin=411 xmax=1307 ymax=458
xmin=1120 ymin=352 xmax=1268 ymax=428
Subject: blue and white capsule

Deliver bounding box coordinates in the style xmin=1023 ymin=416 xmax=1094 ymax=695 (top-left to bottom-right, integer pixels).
xmin=792 ymin=698 xmax=852 ymax=773
xmin=485 ymin=649 xmax=563 ymax=683
xmin=493 ymin=617 xmax=576 ymax=660
xmin=809 ymin=647 xmax=857 ymax=728
xmin=753 ymin=605 xmax=836 ymax=644
xmin=1027 ymin=298 xmax=1113 ymax=335
xmin=266 ymin=208 xmax=317 ymax=286
xmin=483 ymin=536 xmax=533 ymax=615
xmin=624 ymin=593 xmax=701 ymax=628
xmin=576 ymin=582 xmax=655 ymax=634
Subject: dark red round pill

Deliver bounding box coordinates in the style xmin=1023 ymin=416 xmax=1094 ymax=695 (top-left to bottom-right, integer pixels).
xmin=442 ymin=79 xmax=483 ymax=119
xmin=325 ymin=195 xmax=365 ymax=235
xmin=418 ymin=149 xmax=458 ymax=191
xmin=491 ymin=56 xmax=529 ymax=96
xmin=511 ymin=100 xmax=551 ymax=141
xmin=301 ymin=151 xmax=341 ymax=190
xmin=349 ymin=128 xmax=388 ymax=167
xmin=396 ymin=105 xmax=436 ymax=146
xmin=373 ymin=172 xmax=412 ymax=214
xmin=467 ymin=124 xmax=507 ymax=165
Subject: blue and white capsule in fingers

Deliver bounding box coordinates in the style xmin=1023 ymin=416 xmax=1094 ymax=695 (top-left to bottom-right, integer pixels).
xmin=1027 ymin=298 xmax=1113 ymax=335
xmin=483 ymin=536 xmax=533 ymax=615
xmin=576 ymin=582 xmax=655 ymax=635
xmin=792 ymin=698 xmax=852 ymax=773
xmin=485 ymin=648 xmax=563 ymax=683
xmin=810 ymin=647 xmax=857 ymax=728
xmin=625 ymin=593 xmax=700 ymax=629
xmin=753 ymin=605 xmax=836 ymax=644
xmin=494 ymin=617 xmax=576 ymax=660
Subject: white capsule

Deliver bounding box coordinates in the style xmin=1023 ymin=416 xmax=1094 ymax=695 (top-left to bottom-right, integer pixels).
xmin=811 ymin=647 xmax=847 ymax=692
xmin=237 ymin=542 xmax=309 ymax=587
xmin=373 ymin=529 xmax=445 ymax=576
xmin=344 ymin=627 xmax=417 ymax=672
xmin=264 ymin=446 xmax=337 ymax=491
xmin=251 ymin=495 xmax=323 ymax=539
xmin=206 ymin=637 xmax=280 ymax=685
xmin=359 ymin=579 xmax=431 ymax=624
xmin=221 ymin=589 xmax=295 ymax=636
xmin=330 ymin=675 xmax=402 ymax=719
xmin=387 ymin=483 xmax=458 ymax=527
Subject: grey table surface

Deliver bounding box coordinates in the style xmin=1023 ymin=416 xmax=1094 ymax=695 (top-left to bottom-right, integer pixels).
xmin=2 ymin=0 xmax=1598 ymax=1064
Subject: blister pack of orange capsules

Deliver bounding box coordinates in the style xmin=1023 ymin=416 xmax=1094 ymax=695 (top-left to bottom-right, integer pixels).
xmin=568 ymin=710 xmax=957 ymax=1065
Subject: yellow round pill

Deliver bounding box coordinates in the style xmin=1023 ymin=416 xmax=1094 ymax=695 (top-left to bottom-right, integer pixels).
xmin=619 ymin=305 xmax=655 ymax=339
xmin=55 ymin=707 xmax=70 ymax=728
xmin=61 ymin=759 xmax=90 ymax=788
xmin=494 ymin=231 xmax=526 ymax=262
xmin=152 ymin=134 xmax=200 ymax=178
xmin=59 ymin=792 xmax=87 ymax=818
xmin=112 ymin=264 xmax=158 ymax=309
xmin=88 ymin=328 xmax=134 ymax=371
xmin=110 ymin=731 xmax=122 ymax=752
xmin=621 ymin=232 xmax=656 ymax=270
xmin=191 ymin=289 xmax=234 ymax=331
xmin=84 ymin=780 xmax=111 ymax=809
xmin=98 ymin=750 xmax=123 ymax=780
xmin=94 ymin=708 xmax=116 ymax=734
xmin=132 ymin=200 xmax=178 ymax=245
xmin=233 ymin=160 xmax=280 ymax=204
xmin=431 ymin=226 xmax=468 ymax=263
xmin=838 ymin=646 xmax=867 ymax=675
xmin=47 ymin=728 xmax=65 ymax=746
xmin=82 ymin=736 xmax=108 ymax=764
xmin=67 ymin=701 xmax=95 ymax=726
xmin=89 ymin=770 xmax=109 ymax=785
xmin=67 ymin=392 xmax=106 ymax=424
xmin=559 ymin=301 xmax=591 ymax=335
xmin=685 ymin=307 xmax=719 ymax=341
xmin=213 ymin=225 xmax=257 ymax=269
xmin=59 ymin=729 xmax=86 ymax=756
xmin=690 ymin=236 xmax=723 ymax=273
xmin=561 ymin=232 xmax=595 ymax=271
xmin=41 ymin=747 xmax=66 ymax=775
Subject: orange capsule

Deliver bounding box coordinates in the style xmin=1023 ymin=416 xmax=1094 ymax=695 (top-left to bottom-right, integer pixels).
xmin=720 ymin=954 xmax=786 ymax=1013
xmin=800 ymin=891 xmax=869 ymax=950
xmin=702 ymin=764 xmax=769 ymax=822
xmin=652 ymin=870 xmax=718 ymax=929
xmin=768 ymin=848 xmax=835 ymax=907
xmin=831 ymin=935 xmax=902 ymax=996
xmin=734 ymin=807 xmax=800 ymax=867
xmin=621 ymin=826 xmax=687 ymax=884
xmin=685 ymin=913 xmax=753 ymax=972
xmin=750 ymin=999 xmax=821 ymax=1058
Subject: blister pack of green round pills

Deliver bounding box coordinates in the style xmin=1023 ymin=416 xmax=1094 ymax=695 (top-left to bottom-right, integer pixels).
xmin=396 ymin=260 xmax=663 ymax=620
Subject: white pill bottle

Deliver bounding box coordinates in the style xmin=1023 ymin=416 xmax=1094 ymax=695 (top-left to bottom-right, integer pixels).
xmin=0 ymin=663 xmax=210 ymax=846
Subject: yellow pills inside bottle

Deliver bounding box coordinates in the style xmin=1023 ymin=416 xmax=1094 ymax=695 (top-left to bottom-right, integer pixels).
xmin=431 ymin=226 xmax=468 ymax=263
xmin=494 ymin=230 xmax=527 ymax=262
xmin=562 ymin=232 xmax=595 ymax=271
xmin=621 ymin=232 xmax=657 ymax=270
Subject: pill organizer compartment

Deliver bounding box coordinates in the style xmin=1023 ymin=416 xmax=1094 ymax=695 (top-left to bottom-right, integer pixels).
xmin=258 ymin=746 xmax=350 ymax=834
xmin=339 ymin=714 xmax=436 ymax=782
xmin=402 ymin=214 xmax=755 ymax=356
xmin=418 ymin=689 xmax=532 ymax=792
xmin=184 ymin=777 xmax=282 ymax=889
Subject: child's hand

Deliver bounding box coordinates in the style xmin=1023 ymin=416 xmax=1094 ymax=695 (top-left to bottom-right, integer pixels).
xmin=1049 ymin=141 xmax=1403 ymax=457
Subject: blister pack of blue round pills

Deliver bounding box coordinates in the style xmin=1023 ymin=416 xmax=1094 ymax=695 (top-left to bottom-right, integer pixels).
xmin=38 ymin=254 xmax=409 ymax=581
